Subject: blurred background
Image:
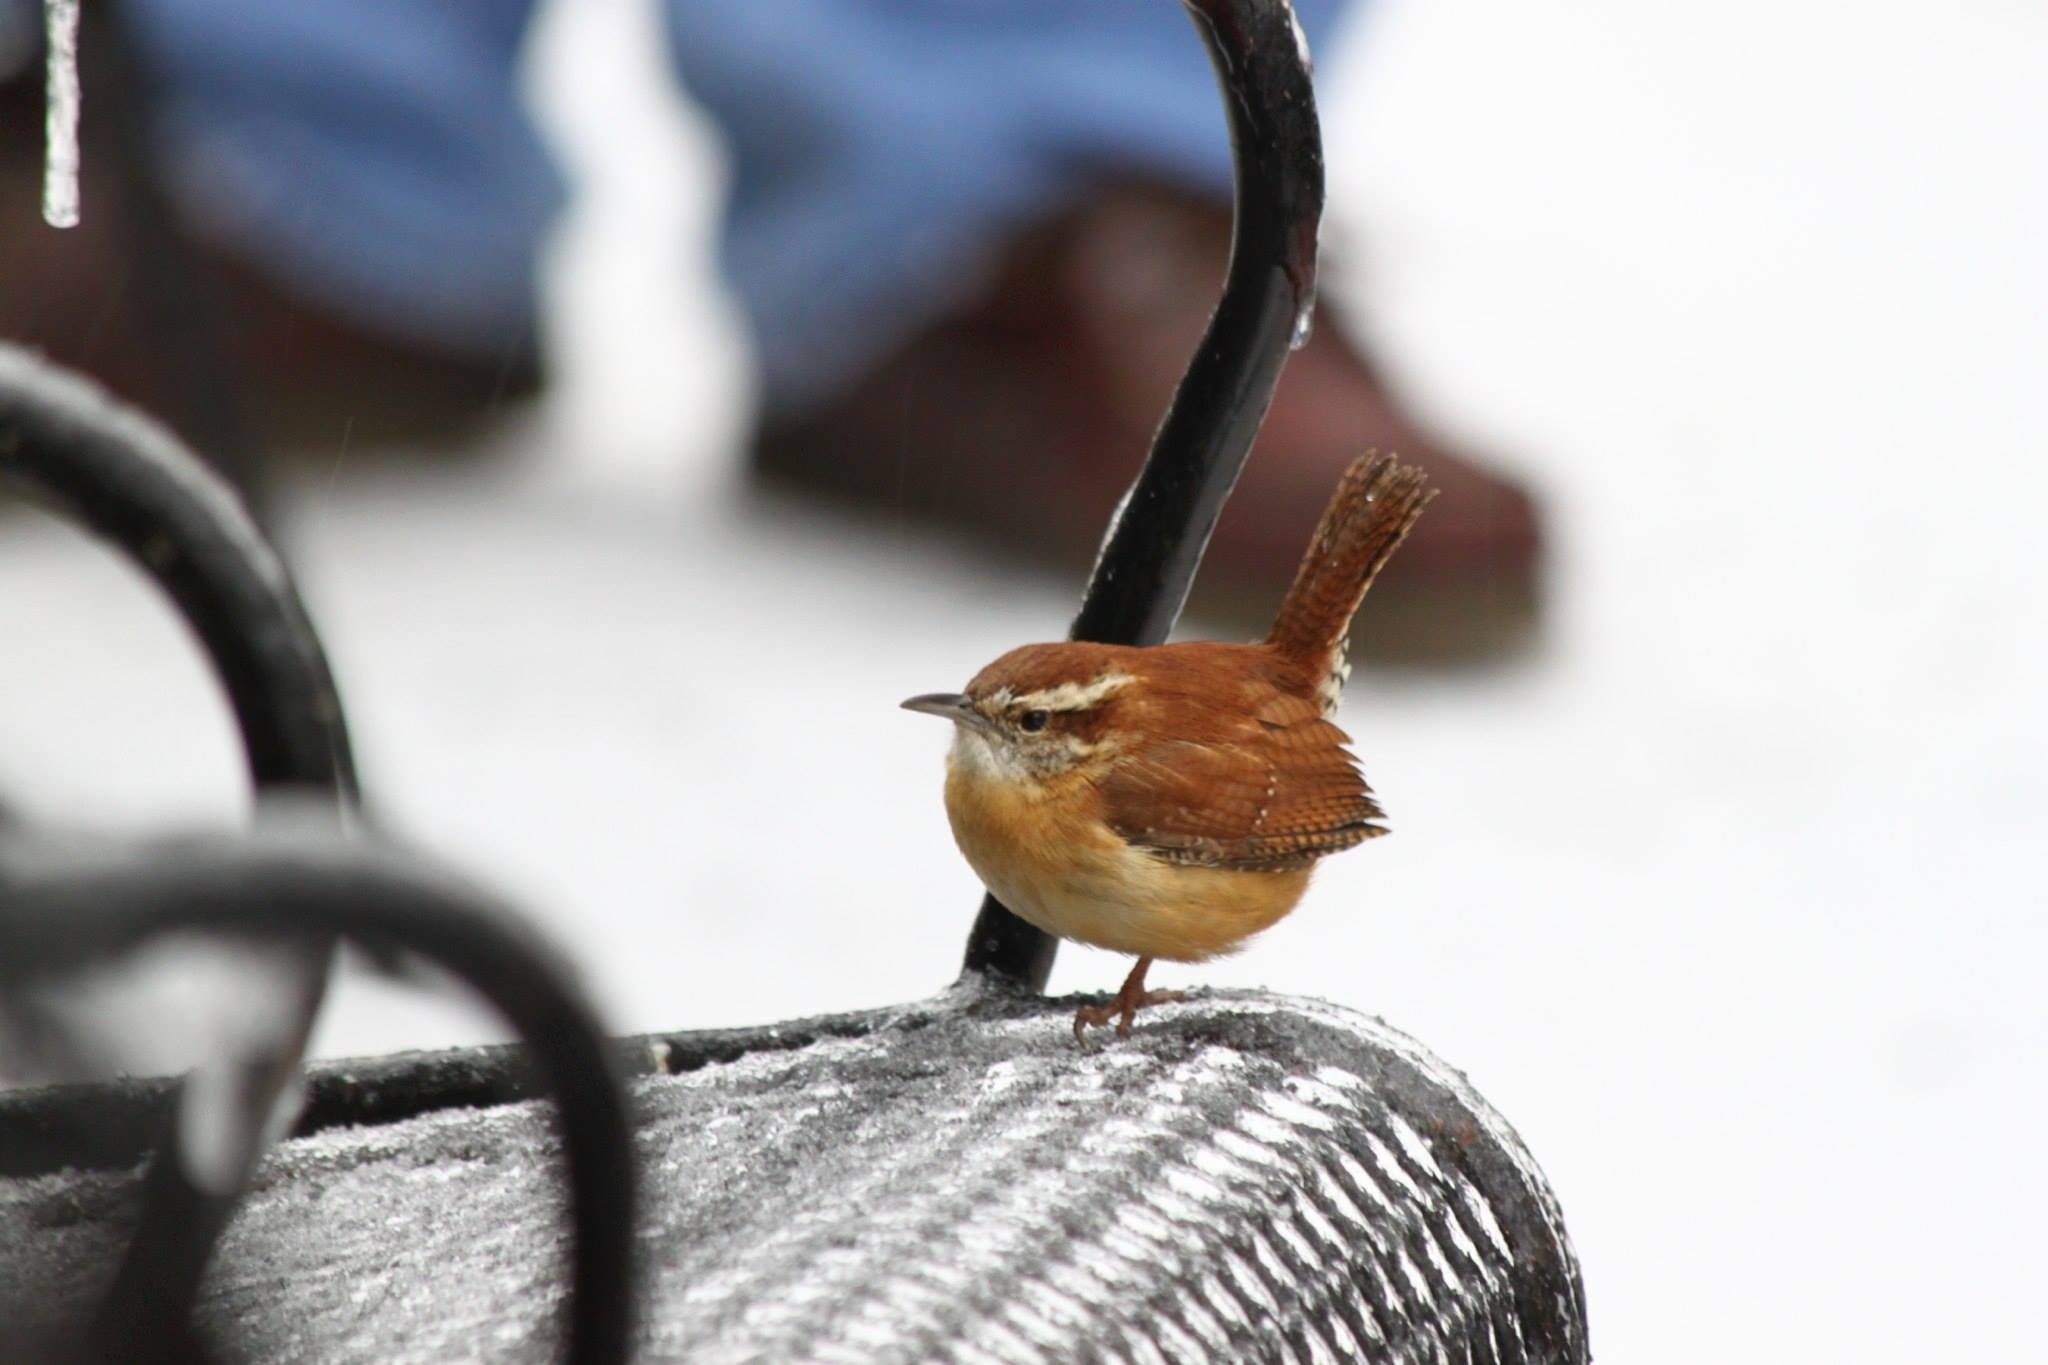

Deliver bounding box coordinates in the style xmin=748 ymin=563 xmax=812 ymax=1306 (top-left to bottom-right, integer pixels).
xmin=3 ymin=0 xmax=2045 ymax=1360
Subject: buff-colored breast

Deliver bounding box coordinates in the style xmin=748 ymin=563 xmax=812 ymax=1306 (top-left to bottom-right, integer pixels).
xmin=943 ymin=736 xmax=1311 ymax=963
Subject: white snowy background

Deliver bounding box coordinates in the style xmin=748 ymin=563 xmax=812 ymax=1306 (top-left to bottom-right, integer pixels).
xmin=3 ymin=0 xmax=2044 ymax=1359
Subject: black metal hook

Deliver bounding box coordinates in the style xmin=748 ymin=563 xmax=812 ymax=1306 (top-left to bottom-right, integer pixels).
xmin=0 ymin=346 xmax=356 ymax=1356
xmin=0 ymin=347 xmax=353 ymax=798
xmin=0 ymin=822 xmax=636 ymax=1365
xmin=961 ymin=0 xmax=1326 ymax=988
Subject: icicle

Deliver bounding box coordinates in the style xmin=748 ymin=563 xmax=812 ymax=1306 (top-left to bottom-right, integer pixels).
xmin=43 ymin=0 xmax=80 ymax=229
xmin=1289 ymin=305 xmax=1314 ymax=352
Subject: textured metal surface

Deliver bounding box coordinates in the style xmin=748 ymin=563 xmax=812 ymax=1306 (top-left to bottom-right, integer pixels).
xmin=963 ymin=0 xmax=1328 ymax=989
xmin=0 ymin=824 xmax=637 ymax=1365
xmin=1 ymin=991 xmax=1586 ymax=1363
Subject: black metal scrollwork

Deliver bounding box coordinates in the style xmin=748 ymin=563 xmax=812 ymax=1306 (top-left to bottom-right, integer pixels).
xmin=1 ymin=347 xmax=358 ymax=1359
xmin=0 ymin=826 xmax=636 ymax=1365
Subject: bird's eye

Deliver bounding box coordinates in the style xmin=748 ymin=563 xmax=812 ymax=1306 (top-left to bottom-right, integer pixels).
xmin=1019 ymin=709 xmax=1051 ymax=732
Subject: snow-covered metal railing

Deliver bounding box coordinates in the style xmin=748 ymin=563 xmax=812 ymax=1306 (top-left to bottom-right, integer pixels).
xmin=4 ymin=989 xmax=1586 ymax=1363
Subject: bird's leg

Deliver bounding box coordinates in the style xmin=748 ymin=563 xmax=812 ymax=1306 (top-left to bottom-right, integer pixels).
xmin=1109 ymin=956 xmax=1187 ymax=1037
xmin=1072 ymin=957 xmax=1186 ymax=1042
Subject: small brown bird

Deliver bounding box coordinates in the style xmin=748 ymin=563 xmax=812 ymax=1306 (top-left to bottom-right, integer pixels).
xmin=904 ymin=452 xmax=1434 ymax=1040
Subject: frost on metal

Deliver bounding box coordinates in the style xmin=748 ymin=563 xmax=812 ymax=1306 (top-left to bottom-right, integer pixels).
xmin=0 ymin=991 xmax=1588 ymax=1363
xmin=42 ymin=0 xmax=80 ymax=228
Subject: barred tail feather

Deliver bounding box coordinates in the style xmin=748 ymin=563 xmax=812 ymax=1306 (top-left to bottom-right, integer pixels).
xmin=1266 ymin=452 xmax=1434 ymax=685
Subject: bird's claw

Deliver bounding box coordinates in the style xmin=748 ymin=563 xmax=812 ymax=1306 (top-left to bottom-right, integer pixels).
xmin=1071 ymin=987 xmax=1186 ymax=1044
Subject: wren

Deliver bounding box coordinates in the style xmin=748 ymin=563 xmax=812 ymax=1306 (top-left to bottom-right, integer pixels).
xmin=904 ymin=452 xmax=1434 ymax=1041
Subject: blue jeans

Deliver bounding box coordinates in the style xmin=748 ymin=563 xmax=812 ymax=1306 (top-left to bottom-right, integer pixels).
xmin=124 ymin=0 xmax=1347 ymax=412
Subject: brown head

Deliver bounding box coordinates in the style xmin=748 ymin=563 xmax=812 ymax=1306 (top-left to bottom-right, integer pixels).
xmin=901 ymin=642 xmax=1138 ymax=782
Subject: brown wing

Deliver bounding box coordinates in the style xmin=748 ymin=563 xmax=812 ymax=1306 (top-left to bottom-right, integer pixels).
xmin=1101 ymin=682 xmax=1387 ymax=872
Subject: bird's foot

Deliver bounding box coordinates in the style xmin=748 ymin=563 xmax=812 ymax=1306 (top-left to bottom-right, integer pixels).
xmin=1072 ymin=958 xmax=1184 ymax=1043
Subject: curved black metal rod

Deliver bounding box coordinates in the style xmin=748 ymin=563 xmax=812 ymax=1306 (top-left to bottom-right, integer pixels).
xmin=0 ymin=346 xmax=355 ymax=1351
xmin=0 ymin=824 xmax=636 ymax=1365
xmin=962 ymin=0 xmax=1325 ymax=987
xmin=0 ymin=346 xmax=353 ymax=797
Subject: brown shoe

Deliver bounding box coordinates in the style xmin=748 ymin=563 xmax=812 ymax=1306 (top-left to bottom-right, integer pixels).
xmin=753 ymin=184 xmax=1542 ymax=664
xmin=0 ymin=68 xmax=540 ymax=463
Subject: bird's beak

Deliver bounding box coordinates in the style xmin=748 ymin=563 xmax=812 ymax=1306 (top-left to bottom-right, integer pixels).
xmin=901 ymin=692 xmax=987 ymax=733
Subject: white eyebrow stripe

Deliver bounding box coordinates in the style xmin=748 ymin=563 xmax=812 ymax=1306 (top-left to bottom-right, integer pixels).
xmin=1009 ymin=672 xmax=1133 ymax=713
